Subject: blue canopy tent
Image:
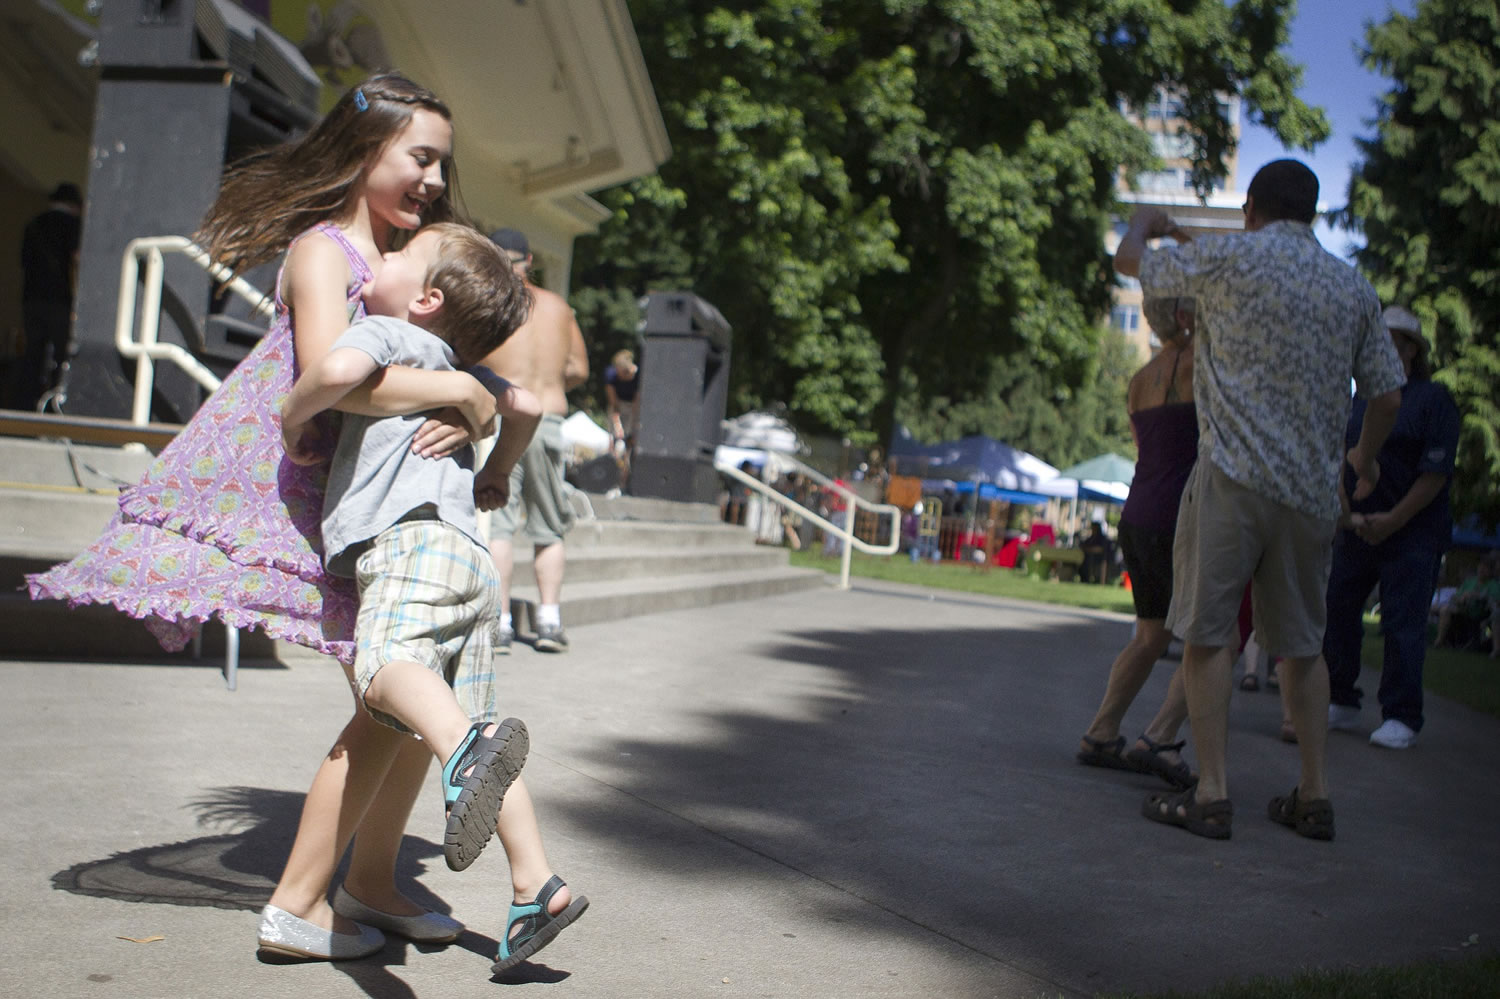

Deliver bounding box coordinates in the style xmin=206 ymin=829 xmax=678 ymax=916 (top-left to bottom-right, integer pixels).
xmin=887 ymin=430 xmax=1072 ymax=501
xmin=924 ymin=479 xmax=1050 ymax=506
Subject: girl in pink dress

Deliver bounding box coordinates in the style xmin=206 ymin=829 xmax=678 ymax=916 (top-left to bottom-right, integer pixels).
xmin=31 ymin=73 xmax=581 ymax=967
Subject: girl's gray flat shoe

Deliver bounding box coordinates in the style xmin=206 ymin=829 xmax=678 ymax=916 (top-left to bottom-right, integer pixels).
xmin=256 ymin=904 xmax=384 ymax=960
xmin=332 ymin=886 xmax=463 ymax=944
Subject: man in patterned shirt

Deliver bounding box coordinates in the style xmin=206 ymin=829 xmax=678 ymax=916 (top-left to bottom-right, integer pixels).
xmin=1113 ymin=159 xmax=1406 ymax=841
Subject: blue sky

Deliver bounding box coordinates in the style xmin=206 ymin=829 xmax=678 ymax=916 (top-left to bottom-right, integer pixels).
xmin=1235 ymin=0 xmax=1416 ymax=257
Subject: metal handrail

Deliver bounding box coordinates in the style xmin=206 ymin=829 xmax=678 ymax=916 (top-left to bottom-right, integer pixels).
xmin=110 ymin=236 xmax=274 ymax=692
xmin=116 ymin=235 xmax=275 ymax=427
xmin=715 ymin=452 xmax=900 ymax=589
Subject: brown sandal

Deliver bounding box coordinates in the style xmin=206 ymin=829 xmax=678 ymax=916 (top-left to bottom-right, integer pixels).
xmin=1142 ymin=787 xmax=1233 ymax=839
xmin=1124 ymin=736 xmax=1198 ymax=790
xmin=1076 ymin=735 xmax=1133 ymax=773
xmin=1268 ymin=787 xmax=1335 ymax=841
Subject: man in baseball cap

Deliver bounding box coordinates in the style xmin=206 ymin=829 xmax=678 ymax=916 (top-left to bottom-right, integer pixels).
xmin=1324 ymin=301 xmax=1459 ymax=751
xmin=1381 ymin=305 xmax=1431 ymax=374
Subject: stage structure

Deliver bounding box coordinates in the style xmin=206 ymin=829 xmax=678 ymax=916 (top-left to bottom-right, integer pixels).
xmin=67 ymin=0 xmax=319 ymax=421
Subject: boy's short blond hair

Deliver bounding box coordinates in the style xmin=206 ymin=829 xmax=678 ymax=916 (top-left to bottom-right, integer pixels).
xmin=421 ymin=222 xmax=532 ymax=364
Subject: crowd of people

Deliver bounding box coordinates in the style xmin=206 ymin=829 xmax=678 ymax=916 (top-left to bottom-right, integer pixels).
xmin=1084 ymin=157 xmax=1457 ymax=841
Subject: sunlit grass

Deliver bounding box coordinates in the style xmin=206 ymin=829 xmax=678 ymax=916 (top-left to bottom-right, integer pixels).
xmin=787 ymin=548 xmax=1136 ymax=615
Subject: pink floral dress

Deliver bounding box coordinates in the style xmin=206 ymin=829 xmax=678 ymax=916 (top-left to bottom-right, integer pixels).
xmin=28 ymin=224 xmax=373 ymax=664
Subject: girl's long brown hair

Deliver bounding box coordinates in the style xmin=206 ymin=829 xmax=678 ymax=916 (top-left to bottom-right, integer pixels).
xmin=198 ymin=72 xmax=467 ymax=275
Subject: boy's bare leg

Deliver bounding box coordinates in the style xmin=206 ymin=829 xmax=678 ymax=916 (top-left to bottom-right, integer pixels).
xmin=343 ymin=738 xmax=432 ymax=916
xmin=267 ymin=708 xmax=406 ymax=932
xmin=1278 ymin=654 xmax=1329 ymax=800
xmin=363 ymin=660 xmax=486 ymax=765
xmin=1081 ymin=618 xmax=1173 ymax=747
xmin=1182 ymin=643 xmax=1234 ymax=802
xmin=495 ymin=776 xmax=572 ymax=922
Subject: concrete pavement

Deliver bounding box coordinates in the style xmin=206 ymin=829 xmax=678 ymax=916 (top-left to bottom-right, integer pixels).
xmin=2 ymin=577 xmax=1497 ymax=998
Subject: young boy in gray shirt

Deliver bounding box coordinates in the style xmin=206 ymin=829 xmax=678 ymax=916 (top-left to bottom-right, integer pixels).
xmin=281 ymin=225 xmax=589 ymax=966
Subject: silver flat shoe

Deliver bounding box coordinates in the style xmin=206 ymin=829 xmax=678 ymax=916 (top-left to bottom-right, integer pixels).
xmin=256 ymin=903 xmax=384 ymax=960
xmin=332 ymin=885 xmax=463 ymax=944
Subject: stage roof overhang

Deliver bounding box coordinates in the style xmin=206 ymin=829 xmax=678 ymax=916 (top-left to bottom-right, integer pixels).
xmin=3 ymin=0 xmax=670 ymax=276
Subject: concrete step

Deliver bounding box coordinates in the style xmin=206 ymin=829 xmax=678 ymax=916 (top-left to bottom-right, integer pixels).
xmin=560 ymin=517 xmax=752 ymax=550
xmin=582 ymin=492 xmax=725 ymax=524
xmin=503 ymin=564 xmax=827 ymax=633
xmin=0 ymin=437 xmax=811 ymax=662
xmin=0 ymin=488 xmax=120 ymax=563
xmin=0 ymin=436 xmax=155 ymax=489
xmin=0 ymin=591 xmax=278 ymax=660
xmin=504 ymin=542 xmax=788 ymax=587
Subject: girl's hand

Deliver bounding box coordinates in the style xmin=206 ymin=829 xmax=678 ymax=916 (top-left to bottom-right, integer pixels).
xmin=281 ymin=418 xmax=324 ymax=466
xmin=412 ymin=408 xmax=475 ymax=458
xmin=409 ymin=377 xmax=498 ymax=458
xmin=473 ymin=463 xmax=512 ymax=511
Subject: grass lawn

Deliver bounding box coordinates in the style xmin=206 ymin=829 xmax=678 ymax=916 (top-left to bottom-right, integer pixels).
xmin=1361 ymin=618 xmax=1500 ymax=721
xmin=787 ymin=549 xmax=1136 ymax=615
xmin=788 ymin=549 xmax=1500 ymax=721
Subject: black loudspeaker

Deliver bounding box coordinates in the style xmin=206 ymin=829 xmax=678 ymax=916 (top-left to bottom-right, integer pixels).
xmin=66 ymin=0 xmax=318 ymax=420
xmin=567 ymin=454 xmax=621 ymax=493
xmin=630 ymin=292 xmax=732 ymax=504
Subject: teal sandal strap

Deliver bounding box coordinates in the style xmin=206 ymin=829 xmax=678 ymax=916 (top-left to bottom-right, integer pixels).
xmin=441 ymin=722 xmax=487 ymax=808
xmin=498 ymin=875 xmax=566 ymax=961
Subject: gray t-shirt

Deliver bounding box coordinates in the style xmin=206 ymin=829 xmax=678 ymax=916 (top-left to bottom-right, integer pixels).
xmin=321 ymin=315 xmax=483 ymax=576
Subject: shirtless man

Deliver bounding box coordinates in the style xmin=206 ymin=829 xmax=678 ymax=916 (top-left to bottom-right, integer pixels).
xmin=480 ymin=228 xmax=589 ymax=652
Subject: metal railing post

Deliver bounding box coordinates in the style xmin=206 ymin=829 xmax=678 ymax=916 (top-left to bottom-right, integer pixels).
xmin=104 ymin=235 xmax=278 ymax=691
xmin=839 ymin=502 xmax=855 ymax=589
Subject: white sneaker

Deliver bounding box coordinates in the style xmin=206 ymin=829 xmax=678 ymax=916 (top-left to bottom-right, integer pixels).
xmin=1327 ymin=704 xmax=1361 ymax=732
xmin=1369 ymin=718 xmax=1417 ymax=749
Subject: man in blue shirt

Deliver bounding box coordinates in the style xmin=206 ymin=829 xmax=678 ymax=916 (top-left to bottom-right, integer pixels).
xmin=1325 ymin=305 xmax=1461 ymax=750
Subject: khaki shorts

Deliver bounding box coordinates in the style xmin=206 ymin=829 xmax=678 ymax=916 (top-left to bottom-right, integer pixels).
xmin=489 ymin=413 xmax=576 ymax=547
xmin=1165 ymin=461 xmax=1336 ymax=658
xmin=352 ymin=519 xmax=498 ymax=733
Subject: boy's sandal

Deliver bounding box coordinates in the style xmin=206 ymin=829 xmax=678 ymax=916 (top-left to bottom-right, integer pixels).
xmin=442 ymin=718 xmax=529 ymax=872
xmin=1124 ymin=736 xmax=1198 ymax=790
xmin=1142 ymin=787 xmax=1233 ymax=840
xmin=491 ymin=875 xmax=590 ymax=974
xmin=1076 ymin=735 xmax=1134 ymax=772
xmin=1238 ymin=674 xmax=1261 ymax=692
xmin=1268 ymin=787 xmax=1335 ymax=841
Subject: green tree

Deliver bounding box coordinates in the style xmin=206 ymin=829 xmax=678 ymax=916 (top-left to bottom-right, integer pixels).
xmin=1343 ymin=0 xmax=1500 ymax=524
xmin=572 ymin=0 xmax=1325 ymax=459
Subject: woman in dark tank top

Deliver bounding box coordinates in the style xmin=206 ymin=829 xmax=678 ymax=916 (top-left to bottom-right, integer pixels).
xmin=1123 ymin=303 xmax=1198 ymax=535
xmin=1076 ymin=297 xmax=1199 ymax=790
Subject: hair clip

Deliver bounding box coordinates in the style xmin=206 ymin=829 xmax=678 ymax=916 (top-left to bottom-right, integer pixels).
xmin=353 ymin=89 xmax=369 ymax=111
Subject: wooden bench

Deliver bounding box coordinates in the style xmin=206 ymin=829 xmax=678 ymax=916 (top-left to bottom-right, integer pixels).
xmin=1025 ymin=544 xmax=1085 ymax=582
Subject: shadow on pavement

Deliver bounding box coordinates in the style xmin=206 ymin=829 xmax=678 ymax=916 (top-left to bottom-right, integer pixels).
xmin=546 ymin=599 xmax=1500 ymax=995
xmin=50 ymin=785 xmax=491 ymax=999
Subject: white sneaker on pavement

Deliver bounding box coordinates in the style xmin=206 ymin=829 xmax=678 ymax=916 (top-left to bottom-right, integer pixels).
xmin=1327 ymin=704 xmax=1361 ymax=732
xmin=1369 ymin=718 xmax=1417 ymax=749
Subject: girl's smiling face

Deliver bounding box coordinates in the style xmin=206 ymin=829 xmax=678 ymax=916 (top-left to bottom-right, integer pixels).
xmin=361 ymin=108 xmax=453 ymax=234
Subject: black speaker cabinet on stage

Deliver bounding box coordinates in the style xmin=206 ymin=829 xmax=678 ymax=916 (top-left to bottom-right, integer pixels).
xmin=629 ymin=293 xmax=732 ymax=505
xmin=65 ymin=0 xmax=318 ymax=421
